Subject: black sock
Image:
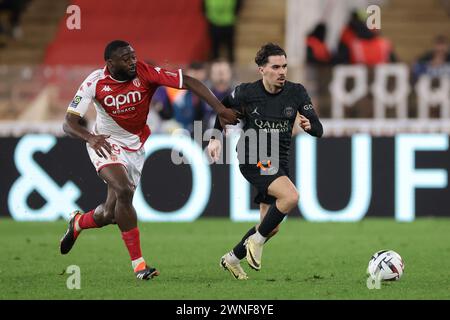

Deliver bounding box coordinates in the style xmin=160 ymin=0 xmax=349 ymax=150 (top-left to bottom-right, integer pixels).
xmin=258 ymin=204 xmax=286 ymax=237
xmin=232 ymin=226 xmax=256 ymax=259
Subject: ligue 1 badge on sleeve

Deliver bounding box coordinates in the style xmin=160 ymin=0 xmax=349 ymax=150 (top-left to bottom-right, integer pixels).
xmin=70 ymin=95 xmax=82 ymax=108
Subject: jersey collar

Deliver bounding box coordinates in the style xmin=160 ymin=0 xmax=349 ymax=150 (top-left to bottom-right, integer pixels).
xmin=259 ymin=79 xmax=285 ymax=96
xmin=103 ymin=66 xmax=128 ymax=83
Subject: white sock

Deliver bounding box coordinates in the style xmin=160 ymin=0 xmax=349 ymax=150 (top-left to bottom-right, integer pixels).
xmin=226 ymin=251 xmax=240 ymax=264
xmin=252 ymin=231 xmax=267 ymax=245
xmin=132 ymin=257 xmax=145 ymax=270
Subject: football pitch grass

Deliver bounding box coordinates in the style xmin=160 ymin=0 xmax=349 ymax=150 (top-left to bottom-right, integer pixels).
xmin=0 ymin=217 xmax=449 ymax=300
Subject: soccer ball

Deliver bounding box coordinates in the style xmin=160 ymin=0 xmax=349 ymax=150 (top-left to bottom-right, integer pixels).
xmin=367 ymin=250 xmax=405 ymax=281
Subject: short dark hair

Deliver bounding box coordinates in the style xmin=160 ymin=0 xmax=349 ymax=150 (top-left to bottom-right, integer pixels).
xmin=104 ymin=40 xmax=130 ymax=61
xmin=255 ymin=43 xmax=287 ymax=66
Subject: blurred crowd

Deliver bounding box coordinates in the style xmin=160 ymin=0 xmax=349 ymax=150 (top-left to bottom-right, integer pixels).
xmin=203 ymin=0 xmax=242 ymax=63
xmin=306 ymin=10 xmax=450 ymax=79
xmin=0 ymin=1 xmax=449 ymax=125
xmin=148 ymin=59 xmax=236 ymax=134
xmin=412 ymin=34 xmax=450 ymax=81
xmin=151 ymin=9 xmax=450 ymax=130
xmin=0 ymin=0 xmax=30 ymax=46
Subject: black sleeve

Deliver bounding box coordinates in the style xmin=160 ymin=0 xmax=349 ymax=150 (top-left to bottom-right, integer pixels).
xmin=298 ymin=85 xmax=323 ymax=138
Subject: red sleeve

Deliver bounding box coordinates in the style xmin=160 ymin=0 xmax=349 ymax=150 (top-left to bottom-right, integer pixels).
xmin=137 ymin=61 xmax=183 ymax=89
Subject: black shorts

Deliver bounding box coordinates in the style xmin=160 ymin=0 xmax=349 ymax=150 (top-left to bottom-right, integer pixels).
xmin=239 ymin=163 xmax=290 ymax=205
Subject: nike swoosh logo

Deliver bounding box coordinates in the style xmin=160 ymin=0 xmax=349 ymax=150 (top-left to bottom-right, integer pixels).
xmin=248 ymin=249 xmax=260 ymax=269
xmin=221 ymin=258 xmax=239 ymax=279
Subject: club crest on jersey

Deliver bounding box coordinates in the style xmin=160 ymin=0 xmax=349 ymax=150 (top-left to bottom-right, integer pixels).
xmin=283 ymin=106 xmax=295 ymax=118
xmin=133 ymin=78 xmax=141 ymax=87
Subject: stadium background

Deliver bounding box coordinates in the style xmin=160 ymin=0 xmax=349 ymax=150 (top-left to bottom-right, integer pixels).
xmin=0 ymin=0 xmax=450 ymax=301
xmin=1 ymin=0 xmax=450 ymax=222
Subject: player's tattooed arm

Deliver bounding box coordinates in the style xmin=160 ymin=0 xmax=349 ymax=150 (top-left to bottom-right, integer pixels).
xmin=63 ymin=112 xmax=112 ymax=158
xmin=182 ymin=75 xmax=239 ymax=128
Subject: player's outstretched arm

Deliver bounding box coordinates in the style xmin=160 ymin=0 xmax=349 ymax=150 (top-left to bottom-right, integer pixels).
xmin=183 ymin=75 xmax=239 ymax=128
xmin=63 ymin=112 xmax=112 ymax=158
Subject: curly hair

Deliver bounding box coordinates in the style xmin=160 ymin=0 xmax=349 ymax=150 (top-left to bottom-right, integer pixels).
xmin=255 ymin=43 xmax=287 ymax=66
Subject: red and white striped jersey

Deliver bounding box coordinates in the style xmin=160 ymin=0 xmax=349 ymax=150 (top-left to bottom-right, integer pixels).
xmin=67 ymin=61 xmax=183 ymax=151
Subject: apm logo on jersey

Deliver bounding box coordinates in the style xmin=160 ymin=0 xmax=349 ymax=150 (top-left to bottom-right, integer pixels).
xmin=103 ymin=91 xmax=142 ymax=110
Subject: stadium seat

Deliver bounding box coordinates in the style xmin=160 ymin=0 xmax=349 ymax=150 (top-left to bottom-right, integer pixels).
xmin=44 ymin=0 xmax=210 ymax=66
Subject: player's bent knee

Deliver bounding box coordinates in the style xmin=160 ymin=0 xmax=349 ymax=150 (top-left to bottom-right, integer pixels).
xmin=279 ymin=190 xmax=299 ymax=212
xmin=103 ymin=210 xmax=116 ymax=225
xmin=114 ymin=184 xmax=134 ymax=203
xmin=104 ymin=217 xmax=115 ymax=225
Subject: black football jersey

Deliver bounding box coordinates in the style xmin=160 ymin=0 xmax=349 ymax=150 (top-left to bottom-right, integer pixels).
xmin=216 ymin=79 xmax=323 ymax=167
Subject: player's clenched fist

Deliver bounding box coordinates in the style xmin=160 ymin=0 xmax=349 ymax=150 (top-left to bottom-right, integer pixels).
xmin=299 ymin=115 xmax=311 ymax=131
xmin=207 ymin=139 xmax=222 ymax=163
xmin=87 ymin=134 xmax=112 ymax=158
